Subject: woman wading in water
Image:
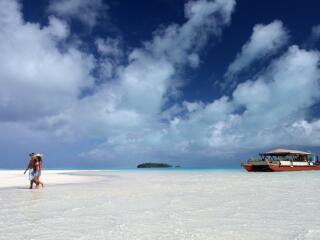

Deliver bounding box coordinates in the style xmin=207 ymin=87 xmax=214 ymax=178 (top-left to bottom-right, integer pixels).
xmin=24 ymin=153 xmax=44 ymax=189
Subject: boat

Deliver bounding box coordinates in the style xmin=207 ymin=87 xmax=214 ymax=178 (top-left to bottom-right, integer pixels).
xmin=241 ymin=149 xmax=320 ymax=172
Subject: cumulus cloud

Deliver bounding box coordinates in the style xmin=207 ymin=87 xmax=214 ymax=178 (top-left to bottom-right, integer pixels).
xmin=48 ymin=0 xmax=107 ymax=28
xmin=2 ymin=0 xmax=320 ymax=168
xmin=87 ymin=0 xmax=236 ymax=117
xmin=0 ymin=0 xmax=237 ymax=165
xmin=286 ymin=120 xmax=320 ymax=145
xmin=60 ymin=0 xmax=237 ymax=162
xmin=133 ymin=45 xmax=320 ymax=159
xmin=95 ymin=37 xmax=123 ymax=59
xmin=94 ymin=37 xmax=124 ymax=79
xmin=0 ymin=0 xmax=95 ymax=122
xmin=231 ymin=46 xmax=320 ymax=145
xmin=148 ymin=0 xmax=235 ymax=68
xmin=225 ymin=20 xmax=289 ymax=79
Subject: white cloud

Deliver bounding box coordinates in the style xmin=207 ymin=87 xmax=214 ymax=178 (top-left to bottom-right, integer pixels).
xmin=95 ymin=37 xmax=123 ymax=59
xmin=45 ymin=16 xmax=70 ymax=40
xmin=2 ymin=0 xmax=320 ymax=168
xmin=58 ymin=0 xmax=237 ymax=162
xmin=94 ymin=37 xmax=124 ymax=80
xmin=0 ymin=0 xmax=237 ymax=165
xmin=148 ymin=0 xmax=236 ymax=67
xmin=124 ymin=45 xmax=320 ymax=159
xmin=83 ymin=0 xmax=236 ymax=120
xmin=222 ymin=45 xmax=319 ymax=149
xmin=0 ymin=0 xmax=95 ymax=121
xmin=286 ymin=120 xmax=320 ymax=145
xmin=226 ymin=20 xmax=289 ymax=79
xmin=48 ymin=0 xmax=107 ymax=28
xmin=188 ymin=53 xmax=200 ymax=68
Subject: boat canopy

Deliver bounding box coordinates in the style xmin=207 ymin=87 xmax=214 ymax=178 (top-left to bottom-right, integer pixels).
xmin=260 ymin=149 xmax=310 ymax=156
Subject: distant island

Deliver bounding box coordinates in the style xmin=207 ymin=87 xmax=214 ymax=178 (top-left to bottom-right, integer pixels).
xmin=137 ymin=163 xmax=174 ymax=168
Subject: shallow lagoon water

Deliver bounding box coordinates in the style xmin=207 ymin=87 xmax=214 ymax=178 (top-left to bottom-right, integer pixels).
xmin=1 ymin=170 xmax=320 ymax=240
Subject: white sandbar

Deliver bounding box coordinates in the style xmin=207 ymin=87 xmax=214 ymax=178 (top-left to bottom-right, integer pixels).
xmin=1 ymin=170 xmax=320 ymax=240
xmin=0 ymin=170 xmax=102 ymax=188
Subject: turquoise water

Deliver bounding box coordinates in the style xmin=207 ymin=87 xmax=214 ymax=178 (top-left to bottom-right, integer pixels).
xmin=0 ymin=165 xmax=244 ymax=172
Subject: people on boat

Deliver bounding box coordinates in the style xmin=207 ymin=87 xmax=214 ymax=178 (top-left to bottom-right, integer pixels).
xmin=24 ymin=153 xmax=44 ymax=189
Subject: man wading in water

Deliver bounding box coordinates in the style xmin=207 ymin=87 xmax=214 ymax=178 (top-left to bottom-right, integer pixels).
xmin=24 ymin=153 xmax=44 ymax=189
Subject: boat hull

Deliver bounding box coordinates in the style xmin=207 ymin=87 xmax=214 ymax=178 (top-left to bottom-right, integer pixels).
xmin=242 ymin=163 xmax=320 ymax=172
xmin=269 ymin=164 xmax=320 ymax=171
xmin=242 ymin=163 xmax=272 ymax=172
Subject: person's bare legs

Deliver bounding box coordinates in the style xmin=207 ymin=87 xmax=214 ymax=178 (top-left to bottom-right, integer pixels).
xmin=39 ymin=179 xmax=44 ymax=187
xmin=29 ymin=180 xmax=34 ymax=189
xmin=35 ymin=177 xmax=44 ymax=188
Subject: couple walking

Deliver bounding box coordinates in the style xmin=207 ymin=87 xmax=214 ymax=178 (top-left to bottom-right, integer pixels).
xmin=24 ymin=153 xmax=44 ymax=189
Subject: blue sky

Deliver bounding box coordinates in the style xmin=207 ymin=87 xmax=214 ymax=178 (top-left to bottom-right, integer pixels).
xmin=1 ymin=0 xmax=320 ymax=169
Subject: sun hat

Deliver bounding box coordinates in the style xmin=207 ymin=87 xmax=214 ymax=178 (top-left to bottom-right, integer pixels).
xmin=33 ymin=153 xmax=44 ymax=157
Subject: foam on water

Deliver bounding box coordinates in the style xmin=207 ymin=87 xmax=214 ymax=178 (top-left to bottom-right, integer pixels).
xmin=1 ymin=170 xmax=320 ymax=240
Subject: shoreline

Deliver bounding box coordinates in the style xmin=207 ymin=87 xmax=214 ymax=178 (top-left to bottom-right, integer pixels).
xmin=0 ymin=170 xmax=105 ymax=189
xmin=0 ymin=168 xmax=244 ymax=189
xmin=0 ymin=167 xmax=242 ymax=171
xmin=0 ymin=168 xmax=246 ymax=190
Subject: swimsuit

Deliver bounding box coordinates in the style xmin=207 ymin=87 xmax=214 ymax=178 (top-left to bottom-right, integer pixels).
xmin=27 ymin=158 xmax=42 ymax=181
xmin=28 ymin=169 xmax=35 ymax=181
xmin=34 ymin=160 xmax=41 ymax=177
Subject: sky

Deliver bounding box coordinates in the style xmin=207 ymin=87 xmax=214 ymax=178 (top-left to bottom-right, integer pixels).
xmin=1 ymin=0 xmax=320 ymax=169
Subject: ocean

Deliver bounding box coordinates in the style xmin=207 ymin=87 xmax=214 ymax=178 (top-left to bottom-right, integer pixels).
xmin=0 ymin=170 xmax=320 ymax=240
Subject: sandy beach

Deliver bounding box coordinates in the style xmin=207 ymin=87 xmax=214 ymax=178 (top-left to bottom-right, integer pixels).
xmin=1 ymin=170 xmax=320 ymax=240
xmin=0 ymin=170 xmax=104 ymax=189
